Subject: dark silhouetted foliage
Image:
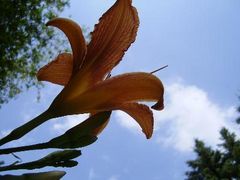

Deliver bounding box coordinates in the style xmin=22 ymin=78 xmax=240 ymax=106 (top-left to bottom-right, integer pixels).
xmin=186 ymin=106 xmax=240 ymax=180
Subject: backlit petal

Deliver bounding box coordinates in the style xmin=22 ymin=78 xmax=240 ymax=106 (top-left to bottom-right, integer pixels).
xmin=37 ymin=53 xmax=73 ymax=86
xmin=117 ymin=103 xmax=154 ymax=139
xmin=89 ymin=112 xmax=110 ymax=136
xmin=80 ymin=0 xmax=139 ymax=84
xmin=47 ymin=18 xmax=87 ymax=74
xmin=91 ymin=119 xmax=110 ymax=136
xmin=49 ymin=72 xmax=164 ymax=116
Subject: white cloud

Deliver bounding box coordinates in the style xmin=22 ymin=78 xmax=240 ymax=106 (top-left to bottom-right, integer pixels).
xmin=115 ymin=81 xmax=238 ymax=152
xmin=52 ymin=114 xmax=89 ymax=133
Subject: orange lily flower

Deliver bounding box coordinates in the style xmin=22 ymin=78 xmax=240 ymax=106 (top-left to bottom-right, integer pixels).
xmin=37 ymin=0 xmax=164 ymax=139
xmin=0 ymin=0 xmax=164 ymax=147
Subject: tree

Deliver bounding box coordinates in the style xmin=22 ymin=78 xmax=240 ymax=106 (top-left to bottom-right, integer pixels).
xmin=0 ymin=0 xmax=69 ymax=106
xmin=186 ymin=107 xmax=240 ymax=179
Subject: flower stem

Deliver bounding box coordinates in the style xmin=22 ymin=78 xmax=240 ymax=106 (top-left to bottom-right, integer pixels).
xmin=0 ymin=110 xmax=54 ymax=147
xmin=0 ymin=142 xmax=48 ymax=155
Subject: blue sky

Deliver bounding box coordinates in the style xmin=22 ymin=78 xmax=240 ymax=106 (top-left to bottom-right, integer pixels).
xmin=1 ymin=0 xmax=240 ymax=179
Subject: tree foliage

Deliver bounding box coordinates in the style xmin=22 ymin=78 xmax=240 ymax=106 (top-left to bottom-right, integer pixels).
xmin=186 ymin=107 xmax=240 ymax=179
xmin=0 ymin=0 xmax=69 ymax=106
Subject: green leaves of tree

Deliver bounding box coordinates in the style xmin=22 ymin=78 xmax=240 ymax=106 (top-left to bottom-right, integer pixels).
xmin=0 ymin=0 xmax=69 ymax=106
xmin=186 ymin=106 xmax=240 ymax=179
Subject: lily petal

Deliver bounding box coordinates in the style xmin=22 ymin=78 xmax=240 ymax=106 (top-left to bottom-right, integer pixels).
xmin=47 ymin=18 xmax=87 ymax=74
xmin=50 ymin=72 xmax=164 ymax=116
xmin=117 ymin=103 xmax=154 ymax=139
xmin=81 ymin=0 xmax=139 ymax=84
xmin=87 ymin=103 xmax=153 ymax=138
xmin=90 ymin=116 xmax=110 ymax=136
xmin=37 ymin=53 xmax=73 ymax=85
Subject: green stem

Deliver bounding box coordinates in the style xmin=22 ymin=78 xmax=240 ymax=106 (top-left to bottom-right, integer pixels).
xmin=0 ymin=159 xmax=48 ymax=171
xmin=0 ymin=110 xmax=54 ymax=146
xmin=0 ymin=165 xmax=14 ymax=171
xmin=0 ymin=160 xmax=42 ymax=171
xmin=0 ymin=150 xmax=80 ymax=172
xmin=0 ymin=142 xmax=48 ymax=155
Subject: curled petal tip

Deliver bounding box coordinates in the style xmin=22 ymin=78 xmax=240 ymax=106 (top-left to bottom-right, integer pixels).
xmin=46 ymin=18 xmax=55 ymax=26
xmin=151 ymin=100 xmax=164 ymax=111
xmin=145 ymin=129 xmax=153 ymax=139
xmin=146 ymin=134 xmax=152 ymax=139
xmin=46 ymin=17 xmax=63 ymax=26
xmin=46 ymin=21 xmax=51 ymax=26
